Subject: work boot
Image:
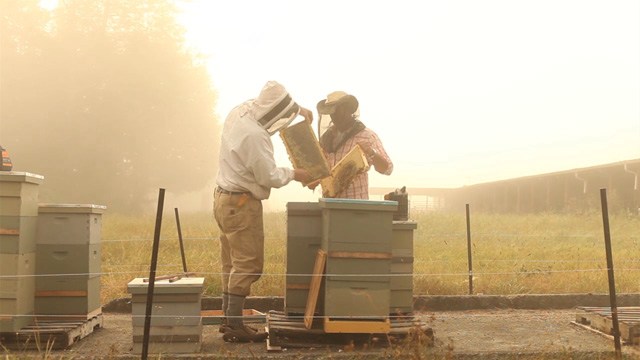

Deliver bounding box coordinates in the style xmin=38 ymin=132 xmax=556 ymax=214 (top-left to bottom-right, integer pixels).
xmin=223 ymin=294 xmax=268 ymax=343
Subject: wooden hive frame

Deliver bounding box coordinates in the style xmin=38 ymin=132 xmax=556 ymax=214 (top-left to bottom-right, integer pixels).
xmin=320 ymin=144 xmax=370 ymax=198
xmin=279 ymin=120 xmax=331 ymax=186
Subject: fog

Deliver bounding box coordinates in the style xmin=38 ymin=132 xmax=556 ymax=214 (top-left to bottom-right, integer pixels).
xmin=1 ymin=0 xmax=219 ymax=213
xmin=2 ymin=0 xmax=639 ymax=214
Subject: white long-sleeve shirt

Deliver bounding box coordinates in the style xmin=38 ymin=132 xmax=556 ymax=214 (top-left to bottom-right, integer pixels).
xmin=216 ymin=101 xmax=294 ymax=200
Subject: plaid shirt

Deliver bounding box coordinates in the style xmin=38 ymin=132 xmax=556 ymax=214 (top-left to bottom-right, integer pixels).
xmin=324 ymin=128 xmax=393 ymax=199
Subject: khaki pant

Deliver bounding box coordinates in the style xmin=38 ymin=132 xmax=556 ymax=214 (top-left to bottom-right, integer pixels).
xmin=213 ymin=190 xmax=264 ymax=297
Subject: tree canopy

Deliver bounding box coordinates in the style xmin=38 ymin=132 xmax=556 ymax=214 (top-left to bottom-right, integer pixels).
xmin=1 ymin=0 xmax=219 ymax=212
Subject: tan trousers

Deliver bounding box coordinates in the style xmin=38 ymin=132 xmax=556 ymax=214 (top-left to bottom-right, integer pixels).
xmin=213 ymin=190 xmax=264 ymax=297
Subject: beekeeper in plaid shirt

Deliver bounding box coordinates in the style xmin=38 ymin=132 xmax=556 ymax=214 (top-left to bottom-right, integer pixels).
xmin=316 ymin=91 xmax=393 ymax=199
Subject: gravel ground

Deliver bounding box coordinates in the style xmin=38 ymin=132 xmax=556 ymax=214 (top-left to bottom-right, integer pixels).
xmin=2 ymin=310 xmax=638 ymax=359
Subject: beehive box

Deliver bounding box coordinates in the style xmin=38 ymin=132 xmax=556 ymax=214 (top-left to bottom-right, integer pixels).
xmin=36 ymin=243 xmax=101 ymax=277
xmin=0 ymin=172 xmax=43 ymax=217
xmin=0 ymin=172 xmax=42 ymax=255
xmin=280 ymin=120 xmax=331 ymax=186
xmin=0 ymin=252 xmax=35 ymax=331
xmin=320 ymin=199 xmax=396 ymax=252
xmin=36 ymin=204 xmax=105 ymax=245
xmin=0 ymin=215 xmax=37 ymax=254
xmin=320 ymin=145 xmax=369 ymax=198
xmin=390 ymin=221 xmax=417 ymax=314
xmin=127 ymin=277 xmax=203 ymax=354
xmin=285 ymin=202 xmax=323 ymax=314
xmin=319 ymin=199 xmax=397 ymax=320
xmin=34 ymin=275 xmax=101 ymax=317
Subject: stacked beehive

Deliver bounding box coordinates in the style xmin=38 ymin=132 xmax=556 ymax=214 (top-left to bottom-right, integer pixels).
xmin=285 ymin=202 xmax=323 ymax=315
xmin=0 ymin=172 xmax=43 ymax=332
xmin=35 ymin=204 xmax=104 ymax=319
xmin=319 ymin=199 xmax=397 ymax=327
xmin=127 ymin=277 xmax=203 ymax=354
xmin=390 ymin=221 xmax=418 ymax=315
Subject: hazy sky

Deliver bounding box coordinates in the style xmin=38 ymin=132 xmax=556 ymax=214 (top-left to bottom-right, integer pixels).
xmin=175 ymin=0 xmax=639 ymax=208
xmin=37 ymin=0 xmax=640 ymax=210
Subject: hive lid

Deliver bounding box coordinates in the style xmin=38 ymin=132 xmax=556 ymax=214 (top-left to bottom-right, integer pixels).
xmin=319 ymin=198 xmax=398 ymax=211
xmin=127 ymin=277 xmax=205 ymax=294
xmin=38 ymin=203 xmax=107 ymax=214
xmin=0 ymin=171 xmax=44 ymax=184
xmin=392 ymin=220 xmax=418 ymax=229
xmin=286 ymin=201 xmax=321 ymax=213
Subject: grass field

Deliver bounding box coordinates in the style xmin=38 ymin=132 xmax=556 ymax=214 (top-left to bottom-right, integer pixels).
xmin=100 ymin=210 xmax=640 ymax=305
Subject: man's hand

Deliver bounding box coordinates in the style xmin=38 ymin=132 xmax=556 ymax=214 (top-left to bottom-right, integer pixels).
xmin=307 ymin=180 xmax=320 ymax=190
xmin=357 ymin=141 xmax=375 ymax=157
xmin=358 ymin=141 xmax=390 ymax=173
xmin=299 ymin=107 xmax=313 ymax=124
xmin=293 ymin=169 xmax=311 ymax=183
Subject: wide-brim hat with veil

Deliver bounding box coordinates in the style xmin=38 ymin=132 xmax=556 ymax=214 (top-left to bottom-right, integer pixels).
xmin=316 ymin=91 xmax=359 ymax=115
xmin=249 ymin=81 xmax=300 ymax=135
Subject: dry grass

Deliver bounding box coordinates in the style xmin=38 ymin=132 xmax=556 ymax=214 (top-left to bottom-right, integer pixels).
xmin=100 ymin=210 xmax=640 ymax=304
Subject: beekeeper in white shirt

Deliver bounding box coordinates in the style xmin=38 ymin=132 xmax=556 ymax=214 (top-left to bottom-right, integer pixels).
xmin=214 ymin=81 xmax=311 ymax=342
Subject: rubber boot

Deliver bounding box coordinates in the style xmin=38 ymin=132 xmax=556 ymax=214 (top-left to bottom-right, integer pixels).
xmin=223 ymin=294 xmax=268 ymax=343
xmin=219 ymin=292 xmax=257 ymax=333
xmin=219 ymin=292 xmax=230 ymax=333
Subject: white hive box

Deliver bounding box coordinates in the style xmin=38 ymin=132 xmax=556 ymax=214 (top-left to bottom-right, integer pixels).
xmin=390 ymin=221 xmax=417 ymax=315
xmin=34 ymin=204 xmax=105 ymax=319
xmin=127 ymin=277 xmax=204 ymax=354
xmin=0 ymin=172 xmax=41 ymax=331
xmin=36 ymin=204 xmax=105 ymax=245
xmin=0 ymin=172 xmax=43 ymax=217
xmin=0 ymin=253 xmax=35 ymax=331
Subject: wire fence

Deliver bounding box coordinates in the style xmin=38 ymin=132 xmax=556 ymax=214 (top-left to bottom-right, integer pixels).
xmin=3 ymin=268 xmax=639 ymax=279
xmin=101 ymin=233 xmax=640 ymax=243
xmin=3 ymin=231 xmax=632 ymax=279
xmin=0 ymin=310 xmax=594 ymax=320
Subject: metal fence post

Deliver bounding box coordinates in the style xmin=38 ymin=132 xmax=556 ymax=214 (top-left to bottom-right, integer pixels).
xmin=174 ymin=208 xmax=188 ymax=273
xmin=600 ymin=188 xmax=622 ymax=358
xmin=141 ymin=188 xmax=165 ymax=360
xmin=466 ymin=203 xmax=473 ymax=295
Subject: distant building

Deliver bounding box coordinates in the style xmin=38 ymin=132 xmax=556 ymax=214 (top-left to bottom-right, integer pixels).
xmin=371 ymin=158 xmax=640 ymax=213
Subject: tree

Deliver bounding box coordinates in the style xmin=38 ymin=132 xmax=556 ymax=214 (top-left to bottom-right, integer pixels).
xmin=1 ymin=0 xmax=219 ymax=212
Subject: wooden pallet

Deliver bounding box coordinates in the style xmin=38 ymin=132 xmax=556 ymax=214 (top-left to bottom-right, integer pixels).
xmin=266 ymin=310 xmax=432 ymax=351
xmin=0 ymin=313 xmax=103 ymax=350
xmin=201 ymin=309 xmax=266 ymax=325
xmin=574 ymin=306 xmax=640 ymax=345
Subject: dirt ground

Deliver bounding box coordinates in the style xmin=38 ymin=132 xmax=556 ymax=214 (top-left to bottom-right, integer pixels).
xmin=2 ymin=310 xmax=638 ymax=359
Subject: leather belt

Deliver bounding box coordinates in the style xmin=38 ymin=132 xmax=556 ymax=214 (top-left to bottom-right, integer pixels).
xmin=216 ymin=187 xmax=250 ymax=195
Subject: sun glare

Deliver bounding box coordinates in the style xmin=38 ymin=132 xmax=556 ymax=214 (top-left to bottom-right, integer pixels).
xmin=39 ymin=0 xmax=58 ymax=11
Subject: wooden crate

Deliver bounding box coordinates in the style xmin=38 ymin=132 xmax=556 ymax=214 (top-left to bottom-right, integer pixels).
xmin=0 ymin=312 xmax=103 ymax=349
xmin=267 ymin=310 xmax=431 ymax=350
xmin=201 ymin=309 xmax=265 ymax=325
xmin=575 ymin=306 xmax=640 ymax=345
